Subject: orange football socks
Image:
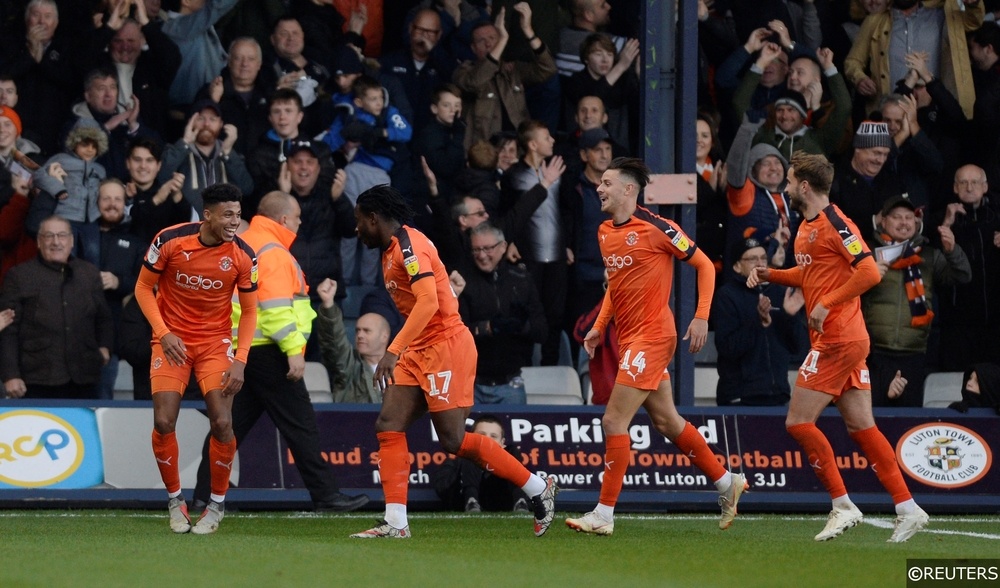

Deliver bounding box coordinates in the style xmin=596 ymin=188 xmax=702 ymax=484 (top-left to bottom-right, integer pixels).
xmin=377 ymin=431 xmax=410 ymax=505
xmin=788 ymin=423 xmax=847 ymax=499
xmin=457 ymin=432 xmax=531 ymax=487
xmin=674 ymin=422 xmax=727 ymax=481
xmin=851 ymin=426 xmax=912 ymax=504
xmin=597 ymin=434 xmax=631 ymax=507
xmin=209 ymin=436 xmax=236 ymax=500
xmin=151 ymin=430 xmax=181 ymax=496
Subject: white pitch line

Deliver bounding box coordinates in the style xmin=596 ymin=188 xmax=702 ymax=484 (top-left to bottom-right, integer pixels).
xmin=2 ymin=510 xmax=1000 ymax=538
xmin=863 ymin=517 xmax=1000 ymax=540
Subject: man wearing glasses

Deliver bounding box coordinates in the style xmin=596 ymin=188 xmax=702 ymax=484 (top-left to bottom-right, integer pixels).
xmin=456 ymin=223 xmax=546 ymax=404
xmin=0 ymin=216 xmax=113 ymax=399
xmin=711 ymin=236 xmax=807 ymax=407
xmin=935 ymin=164 xmax=1000 ymax=370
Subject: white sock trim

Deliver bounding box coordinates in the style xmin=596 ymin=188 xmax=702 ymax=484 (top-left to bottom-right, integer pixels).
xmin=385 ymin=503 xmax=408 ymax=528
xmin=521 ymin=474 xmax=546 ymax=497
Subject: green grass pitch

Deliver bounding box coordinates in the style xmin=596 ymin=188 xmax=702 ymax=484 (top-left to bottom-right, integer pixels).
xmin=2 ymin=511 xmax=997 ymax=587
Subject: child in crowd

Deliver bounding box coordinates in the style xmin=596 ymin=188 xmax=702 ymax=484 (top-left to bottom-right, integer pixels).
xmin=431 ymin=415 xmax=530 ymax=512
xmin=33 ymin=120 xmax=108 ymax=225
xmin=324 ymin=75 xmax=412 ymax=174
xmin=415 ymin=84 xmax=466 ymax=203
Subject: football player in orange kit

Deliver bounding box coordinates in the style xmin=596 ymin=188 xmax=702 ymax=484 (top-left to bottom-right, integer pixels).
xmin=566 ymin=158 xmax=748 ymax=536
xmin=134 ymin=183 xmax=258 ymax=535
xmin=349 ymin=184 xmax=557 ymax=539
xmin=747 ymin=151 xmax=929 ymax=542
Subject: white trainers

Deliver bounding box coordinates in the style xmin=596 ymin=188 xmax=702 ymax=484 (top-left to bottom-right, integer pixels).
xmin=814 ymin=504 xmax=864 ymax=541
xmin=167 ymin=496 xmax=191 ymax=534
xmin=718 ymin=473 xmax=749 ymax=530
xmin=191 ymin=501 xmax=225 ymax=535
xmin=887 ymin=506 xmax=929 ymax=543
xmin=350 ymin=520 xmax=411 ymax=539
xmin=565 ymin=511 xmax=615 ymax=536
xmin=530 ymin=475 xmax=559 ymax=537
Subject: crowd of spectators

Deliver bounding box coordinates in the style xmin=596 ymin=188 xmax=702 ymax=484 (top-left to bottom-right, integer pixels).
xmin=0 ymin=0 xmax=996 ymax=413
xmin=698 ymin=0 xmax=1000 ymax=410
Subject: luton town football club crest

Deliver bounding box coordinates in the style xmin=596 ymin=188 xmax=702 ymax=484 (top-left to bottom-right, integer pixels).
xmin=926 ymin=439 xmax=963 ymax=473
xmin=219 ymin=257 xmax=233 ymax=271
xmin=626 ymin=231 xmax=639 ymax=246
xmin=895 ymin=423 xmax=992 ymax=489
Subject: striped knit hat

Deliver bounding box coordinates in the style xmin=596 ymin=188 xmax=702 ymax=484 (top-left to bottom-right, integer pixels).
xmin=854 ymin=121 xmax=891 ymax=149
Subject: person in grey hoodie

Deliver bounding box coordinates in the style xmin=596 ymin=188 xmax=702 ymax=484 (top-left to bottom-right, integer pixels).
xmin=725 ymin=119 xmax=800 ymax=273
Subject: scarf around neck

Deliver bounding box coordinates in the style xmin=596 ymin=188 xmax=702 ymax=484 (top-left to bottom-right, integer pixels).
xmin=883 ymin=234 xmax=933 ymax=327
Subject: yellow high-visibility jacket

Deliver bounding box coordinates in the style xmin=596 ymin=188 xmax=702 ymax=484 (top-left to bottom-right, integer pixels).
xmin=231 ymin=215 xmax=316 ymax=354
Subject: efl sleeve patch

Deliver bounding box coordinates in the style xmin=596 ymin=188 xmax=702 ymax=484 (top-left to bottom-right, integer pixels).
xmin=404 ymin=255 xmax=420 ymax=277
xmin=145 ymin=241 xmax=160 ymax=265
xmin=842 ymin=234 xmax=863 ymax=256
xmin=671 ymin=231 xmax=691 ymax=253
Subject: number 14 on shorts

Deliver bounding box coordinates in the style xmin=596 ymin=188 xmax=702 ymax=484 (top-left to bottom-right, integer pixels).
xmin=620 ymin=350 xmax=646 ymax=375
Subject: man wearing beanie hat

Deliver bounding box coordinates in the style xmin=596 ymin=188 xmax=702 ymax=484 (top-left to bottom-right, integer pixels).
xmin=0 ymin=106 xmax=39 ymax=176
xmin=861 ymin=194 xmax=971 ymax=407
xmin=0 ymin=106 xmax=22 ymax=140
xmin=712 ymin=236 xmax=807 ymax=407
xmin=0 ymin=104 xmax=40 ymax=285
xmin=745 ymin=47 xmax=851 ymax=162
xmin=829 ymin=120 xmax=907 ymax=247
xmin=725 ymin=117 xmax=798 ymax=275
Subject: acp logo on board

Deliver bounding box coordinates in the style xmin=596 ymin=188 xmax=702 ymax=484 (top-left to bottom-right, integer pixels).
xmin=0 ymin=408 xmax=104 ymax=489
xmin=895 ymin=422 xmax=992 ymax=489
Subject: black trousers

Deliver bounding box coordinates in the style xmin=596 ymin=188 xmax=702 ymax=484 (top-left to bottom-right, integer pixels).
xmin=525 ymin=259 xmax=568 ymax=366
xmin=194 ymin=344 xmax=340 ymax=504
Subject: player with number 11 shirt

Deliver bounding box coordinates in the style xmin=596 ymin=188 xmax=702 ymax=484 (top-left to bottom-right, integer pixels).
xmin=566 ymin=158 xmax=748 ymax=536
xmin=746 ymin=151 xmax=928 ymax=543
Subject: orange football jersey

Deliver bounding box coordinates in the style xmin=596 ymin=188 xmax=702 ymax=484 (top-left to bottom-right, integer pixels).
xmin=793 ymin=204 xmax=872 ymax=344
xmin=383 ymin=225 xmax=465 ymax=350
xmin=598 ymin=206 xmax=699 ymax=343
xmin=143 ymin=223 xmax=257 ymax=342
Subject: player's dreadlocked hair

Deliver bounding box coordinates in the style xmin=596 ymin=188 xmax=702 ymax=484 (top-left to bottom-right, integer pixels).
xmin=607 ymin=157 xmax=651 ymax=191
xmin=356 ymin=184 xmax=415 ymax=224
